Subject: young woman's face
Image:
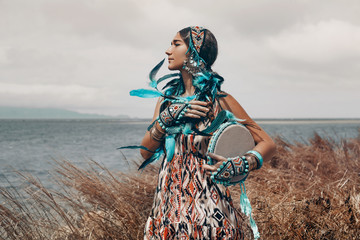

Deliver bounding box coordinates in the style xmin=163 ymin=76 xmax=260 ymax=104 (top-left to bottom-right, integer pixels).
xmin=165 ymin=32 xmax=189 ymax=71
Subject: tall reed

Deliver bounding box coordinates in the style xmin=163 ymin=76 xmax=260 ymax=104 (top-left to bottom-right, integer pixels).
xmin=1 ymin=132 xmax=359 ymax=239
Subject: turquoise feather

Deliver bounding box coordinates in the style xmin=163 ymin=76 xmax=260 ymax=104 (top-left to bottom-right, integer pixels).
xmin=156 ymin=73 xmax=180 ymax=85
xmin=225 ymin=110 xmax=245 ymax=123
xmin=149 ymin=58 xmax=165 ymax=87
xmin=117 ymin=145 xmax=155 ymax=153
xmin=130 ymin=89 xmax=162 ymax=98
xmin=165 ymin=135 xmax=176 ymax=162
xmin=183 ymin=123 xmax=193 ymax=135
xmin=138 ymin=149 xmax=164 ymax=170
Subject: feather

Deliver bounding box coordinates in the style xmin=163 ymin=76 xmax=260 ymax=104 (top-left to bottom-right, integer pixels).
xmin=183 ymin=123 xmax=193 ymax=135
xmin=165 ymin=135 xmax=176 ymax=162
xmin=130 ymin=89 xmax=163 ymax=98
xmin=193 ymin=128 xmax=211 ymax=136
xmin=117 ymin=145 xmax=156 ymax=153
xmin=225 ymin=110 xmax=245 ymax=122
xmin=149 ymin=58 xmax=165 ymax=87
xmin=162 ymin=78 xmax=180 ymax=90
xmin=138 ymin=149 xmax=164 ymax=170
xmin=201 ymin=110 xmax=227 ymax=134
xmin=167 ymin=126 xmax=183 ymax=135
xmin=157 ymin=73 xmax=180 ymax=85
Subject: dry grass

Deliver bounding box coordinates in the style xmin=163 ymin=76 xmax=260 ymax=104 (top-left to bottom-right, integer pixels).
xmin=1 ymin=132 xmax=360 ymax=240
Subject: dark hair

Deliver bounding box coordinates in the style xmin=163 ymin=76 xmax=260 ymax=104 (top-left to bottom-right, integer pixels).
xmin=178 ymin=27 xmax=218 ymax=68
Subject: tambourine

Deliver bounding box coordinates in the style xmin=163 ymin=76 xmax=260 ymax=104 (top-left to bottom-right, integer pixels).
xmin=207 ymin=122 xmax=255 ymax=165
xmin=206 ymin=121 xmax=261 ymax=239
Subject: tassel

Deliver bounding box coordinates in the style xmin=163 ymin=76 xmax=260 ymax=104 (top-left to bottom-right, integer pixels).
xmin=240 ymin=182 xmax=260 ymax=239
xmin=165 ymin=135 xmax=176 ymax=162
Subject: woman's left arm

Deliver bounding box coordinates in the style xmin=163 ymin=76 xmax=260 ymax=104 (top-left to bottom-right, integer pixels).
xmin=219 ymin=92 xmax=276 ymax=162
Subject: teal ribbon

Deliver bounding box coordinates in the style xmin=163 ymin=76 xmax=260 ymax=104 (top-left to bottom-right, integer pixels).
xmin=240 ymin=182 xmax=260 ymax=239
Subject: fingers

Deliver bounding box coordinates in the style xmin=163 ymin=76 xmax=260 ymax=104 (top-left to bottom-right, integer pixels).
xmin=189 ymin=100 xmax=208 ymax=106
xmin=207 ymin=152 xmax=227 ymax=162
xmin=202 ymin=164 xmax=217 ymax=175
xmin=184 ymin=101 xmax=210 ymax=119
xmin=190 ymin=104 xmax=209 ymax=114
xmin=184 ymin=109 xmax=207 ymax=118
xmin=203 ymin=152 xmax=228 ymax=176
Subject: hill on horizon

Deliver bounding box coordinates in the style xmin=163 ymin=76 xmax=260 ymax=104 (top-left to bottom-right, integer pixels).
xmin=0 ymin=106 xmax=129 ymax=119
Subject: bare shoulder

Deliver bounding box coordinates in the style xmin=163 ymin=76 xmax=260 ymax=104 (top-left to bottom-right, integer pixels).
xmin=218 ymin=91 xmax=244 ymax=112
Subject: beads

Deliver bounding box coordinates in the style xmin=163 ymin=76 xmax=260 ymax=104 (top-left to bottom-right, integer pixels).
xmin=246 ymin=150 xmax=263 ymax=169
xmin=157 ymin=118 xmax=168 ymax=132
xmin=157 ymin=102 xmax=191 ymax=133
xmin=211 ymin=156 xmax=250 ymax=187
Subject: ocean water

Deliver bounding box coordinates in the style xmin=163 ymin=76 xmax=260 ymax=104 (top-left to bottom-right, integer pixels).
xmin=0 ymin=119 xmax=359 ymax=189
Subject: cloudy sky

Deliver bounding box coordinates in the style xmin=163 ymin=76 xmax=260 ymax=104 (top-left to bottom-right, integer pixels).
xmin=1 ymin=0 xmax=359 ymax=118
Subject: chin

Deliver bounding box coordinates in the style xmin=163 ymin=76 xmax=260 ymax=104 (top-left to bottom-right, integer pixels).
xmin=168 ymin=64 xmax=182 ymax=71
xmin=168 ymin=65 xmax=180 ymax=71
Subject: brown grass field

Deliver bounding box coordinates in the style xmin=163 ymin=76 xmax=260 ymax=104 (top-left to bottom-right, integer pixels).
xmin=1 ymin=132 xmax=359 ymax=240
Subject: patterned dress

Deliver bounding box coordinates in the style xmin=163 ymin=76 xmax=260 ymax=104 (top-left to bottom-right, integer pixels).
xmin=144 ymin=99 xmax=245 ymax=240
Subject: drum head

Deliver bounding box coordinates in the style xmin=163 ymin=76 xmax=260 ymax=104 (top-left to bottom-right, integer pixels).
xmin=212 ymin=124 xmax=255 ymax=159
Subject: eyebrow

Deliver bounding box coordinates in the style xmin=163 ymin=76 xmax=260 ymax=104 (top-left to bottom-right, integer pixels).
xmin=171 ymin=39 xmax=182 ymax=44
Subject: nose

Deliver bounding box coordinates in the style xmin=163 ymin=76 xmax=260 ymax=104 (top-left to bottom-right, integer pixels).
xmin=165 ymin=46 xmax=172 ymax=56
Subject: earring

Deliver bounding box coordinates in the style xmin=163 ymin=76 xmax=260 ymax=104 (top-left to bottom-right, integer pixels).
xmin=182 ymin=55 xmax=206 ymax=76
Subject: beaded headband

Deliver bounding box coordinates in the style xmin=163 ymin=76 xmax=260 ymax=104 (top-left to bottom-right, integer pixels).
xmin=190 ymin=26 xmax=206 ymax=53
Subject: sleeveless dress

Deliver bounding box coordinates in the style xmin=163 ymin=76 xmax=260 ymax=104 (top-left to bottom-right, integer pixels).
xmin=144 ymin=99 xmax=245 ymax=240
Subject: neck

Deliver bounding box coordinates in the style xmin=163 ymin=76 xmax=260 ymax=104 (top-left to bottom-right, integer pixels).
xmin=180 ymin=69 xmax=195 ymax=97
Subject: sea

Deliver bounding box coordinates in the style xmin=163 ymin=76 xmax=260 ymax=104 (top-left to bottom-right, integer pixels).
xmin=0 ymin=119 xmax=359 ymax=190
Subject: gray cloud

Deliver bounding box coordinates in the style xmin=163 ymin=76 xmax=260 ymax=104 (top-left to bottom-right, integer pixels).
xmin=0 ymin=0 xmax=359 ymax=118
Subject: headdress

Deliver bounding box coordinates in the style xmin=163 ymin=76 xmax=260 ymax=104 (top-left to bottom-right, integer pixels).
xmin=191 ymin=26 xmax=205 ymax=53
xmin=182 ymin=26 xmax=207 ymax=75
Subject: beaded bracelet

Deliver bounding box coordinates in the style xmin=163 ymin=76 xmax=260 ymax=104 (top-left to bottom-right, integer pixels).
xmin=158 ymin=103 xmax=190 ymax=132
xmin=149 ymin=122 xmax=165 ymax=142
xmin=211 ymin=156 xmax=250 ymax=187
xmin=246 ymin=150 xmax=263 ymax=169
xmin=157 ymin=118 xmax=168 ymax=132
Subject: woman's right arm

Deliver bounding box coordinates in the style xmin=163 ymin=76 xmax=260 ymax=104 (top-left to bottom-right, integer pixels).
xmin=140 ymin=98 xmax=210 ymax=159
xmin=140 ymin=97 xmax=164 ymax=159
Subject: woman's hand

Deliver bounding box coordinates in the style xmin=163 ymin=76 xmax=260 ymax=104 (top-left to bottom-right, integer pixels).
xmin=203 ymin=152 xmax=251 ymax=186
xmin=183 ymin=100 xmax=210 ymax=119
xmin=202 ymin=152 xmax=227 ymax=176
xmin=158 ymin=100 xmax=211 ymax=128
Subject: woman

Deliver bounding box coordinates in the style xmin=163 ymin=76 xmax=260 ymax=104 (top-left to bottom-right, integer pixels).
xmin=134 ymin=26 xmax=275 ymax=239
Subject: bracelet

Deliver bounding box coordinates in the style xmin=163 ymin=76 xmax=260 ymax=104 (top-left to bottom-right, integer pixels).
xmin=149 ymin=123 xmax=165 ymax=142
xmin=158 ymin=103 xmax=190 ymax=131
xmin=243 ymin=154 xmax=258 ymax=171
xmin=246 ymin=150 xmax=263 ymax=169
xmin=157 ymin=118 xmax=168 ymax=132
xmin=211 ymin=156 xmax=250 ymax=186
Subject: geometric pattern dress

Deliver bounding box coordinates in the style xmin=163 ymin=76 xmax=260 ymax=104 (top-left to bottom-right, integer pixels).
xmin=144 ymin=100 xmax=245 ymax=240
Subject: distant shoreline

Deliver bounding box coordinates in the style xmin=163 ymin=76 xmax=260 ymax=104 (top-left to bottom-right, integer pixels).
xmin=255 ymin=119 xmax=360 ymax=124
xmin=1 ymin=118 xmax=360 ymax=125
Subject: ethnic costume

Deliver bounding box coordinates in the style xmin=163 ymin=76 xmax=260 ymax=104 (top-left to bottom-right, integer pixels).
xmin=144 ymin=99 xmax=246 ymax=239
xmin=121 ymin=26 xmax=261 ymax=239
